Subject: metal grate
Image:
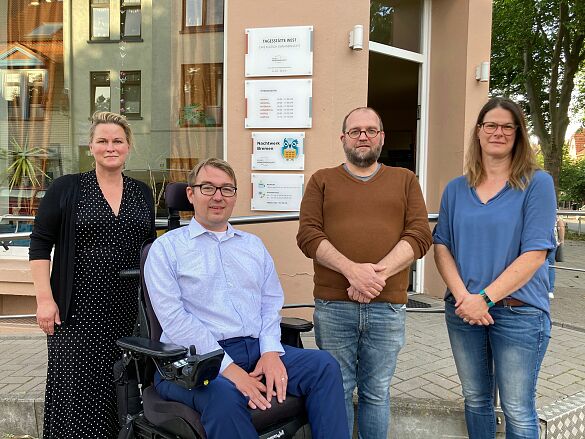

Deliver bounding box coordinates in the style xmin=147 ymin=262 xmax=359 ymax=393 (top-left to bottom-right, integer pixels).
xmin=406 ymin=298 xmax=432 ymax=309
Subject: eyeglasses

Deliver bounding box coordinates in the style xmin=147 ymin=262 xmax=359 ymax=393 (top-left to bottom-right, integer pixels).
xmin=191 ymin=184 xmax=237 ymax=197
xmin=479 ymin=122 xmax=517 ymax=136
xmin=345 ymin=128 xmax=381 ymax=139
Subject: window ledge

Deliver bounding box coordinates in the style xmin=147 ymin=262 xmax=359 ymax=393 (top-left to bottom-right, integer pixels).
xmin=121 ymin=37 xmax=144 ymax=43
xmin=180 ymin=26 xmax=224 ymax=35
xmin=124 ymin=115 xmax=143 ymax=120
xmin=87 ymin=39 xmax=121 ymax=44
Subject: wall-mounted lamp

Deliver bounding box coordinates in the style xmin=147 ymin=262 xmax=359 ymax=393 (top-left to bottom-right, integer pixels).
xmin=475 ymin=61 xmax=490 ymax=82
xmin=349 ymin=25 xmax=364 ymax=51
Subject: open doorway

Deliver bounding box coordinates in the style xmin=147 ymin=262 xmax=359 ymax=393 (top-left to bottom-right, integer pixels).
xmin=368 ymin=52 xmax=419 ymax=172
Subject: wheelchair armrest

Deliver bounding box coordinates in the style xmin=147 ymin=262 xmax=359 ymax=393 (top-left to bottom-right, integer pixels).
xmin=281 ymin=317 xmax=313 ymax=332
xmin=117 ymin=336 xmax=187 ymax=360
xmin=280 ymin=317 xmax=313 ymax=349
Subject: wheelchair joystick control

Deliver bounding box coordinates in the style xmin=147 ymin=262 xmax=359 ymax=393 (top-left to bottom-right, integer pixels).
xmin=167 ymin=348 xmax=224 ymax=390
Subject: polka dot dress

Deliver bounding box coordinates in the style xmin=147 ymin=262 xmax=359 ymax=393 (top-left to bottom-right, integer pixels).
xmin=43 ymin=170 xmax=152 ymax=438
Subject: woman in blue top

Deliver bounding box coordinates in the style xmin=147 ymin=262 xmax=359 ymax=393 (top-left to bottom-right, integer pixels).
xmin=433 ymin=97 xmax=556 ymax=439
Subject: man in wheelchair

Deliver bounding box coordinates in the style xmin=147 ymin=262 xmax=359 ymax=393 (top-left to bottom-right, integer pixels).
xmin=143 ymin=158 xmax=349 ymax=439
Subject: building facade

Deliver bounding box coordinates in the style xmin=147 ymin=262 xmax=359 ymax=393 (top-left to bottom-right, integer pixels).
xmin=0 ymin=0 xmax=493 ymax=315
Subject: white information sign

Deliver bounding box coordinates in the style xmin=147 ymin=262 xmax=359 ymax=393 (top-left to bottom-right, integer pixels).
xmin=245 ymin=26 xmax=313 ymax=77
xmin=251 ymin=173 xmax=304 ymax=212
xmin=245 ymin=79 xmax=312 ymax=128
xmin=252 ymin=132 xmax=305 ymax=170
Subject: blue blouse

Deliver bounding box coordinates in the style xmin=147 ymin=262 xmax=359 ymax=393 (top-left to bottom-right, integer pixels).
xmin=433 ymin=170 xmax=557 ymax=313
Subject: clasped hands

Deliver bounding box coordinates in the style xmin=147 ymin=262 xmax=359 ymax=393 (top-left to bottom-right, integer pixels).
xmin=222 ymin=351 xmax=287 ymax=410
xmin=345 ymin=262 xmax=387 ymax=303
xmin=455 ymin=293 xmax=494 ymax=326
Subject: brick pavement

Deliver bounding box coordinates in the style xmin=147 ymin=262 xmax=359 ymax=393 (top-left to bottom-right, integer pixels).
xmin=1 ymin=240 xmax=585 ymax=436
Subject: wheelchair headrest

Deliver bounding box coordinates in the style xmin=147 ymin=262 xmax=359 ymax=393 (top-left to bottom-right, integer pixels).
xmin=164 ymin=182 xmax=193 ymax=212
xmin=140 ymin=238 xmax=163 ymax=342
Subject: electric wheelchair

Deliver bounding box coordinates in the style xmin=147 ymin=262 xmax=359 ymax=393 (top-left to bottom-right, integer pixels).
xmin=115 ymin=182 xmax=314 ymax=439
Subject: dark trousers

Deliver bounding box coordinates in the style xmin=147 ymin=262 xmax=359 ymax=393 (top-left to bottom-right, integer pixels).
xmin=155 ymin=337 xmax=349 ymax=439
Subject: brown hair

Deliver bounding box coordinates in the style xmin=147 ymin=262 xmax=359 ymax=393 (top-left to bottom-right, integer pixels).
xmin=341 ymin=107 xmax=384 ymax=132
xmin=89 ymin=111 xmax=134 ymax=148
xmin=188 ymin=158 xmax=237 ymax=187
xmin=464 ymin=97 xmax=539 ymax=190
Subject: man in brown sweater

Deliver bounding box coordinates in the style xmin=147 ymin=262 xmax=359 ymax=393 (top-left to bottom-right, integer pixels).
xmin=297 ymin=107 xmax=432 ymax=438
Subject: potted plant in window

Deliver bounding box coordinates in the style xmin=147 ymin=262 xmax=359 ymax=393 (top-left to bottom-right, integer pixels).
xmin=178 ymin=103 xmax=206 ymax=127
xmin=1 ymin=136 xmax=48 ymax=214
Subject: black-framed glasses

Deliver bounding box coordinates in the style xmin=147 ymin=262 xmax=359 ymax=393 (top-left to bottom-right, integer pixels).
xmin=479 ymin=122 xmax=517 ymax=136
xmin=345 ymin=128 xmax=381 ymax=139
xmin=191 ymin=184 xmax=237 ymax=197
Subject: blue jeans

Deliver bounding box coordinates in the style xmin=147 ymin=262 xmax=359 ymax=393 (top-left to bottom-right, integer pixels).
xmin=547 ymin=248 xmax=556 ymax=292
xmin=155 ymin=337 xmax=349 ymax=439
xmin=314 ymin=299 xmax=406 ymax=439
xmin=445 ymin=297 xmax=551 ymax=439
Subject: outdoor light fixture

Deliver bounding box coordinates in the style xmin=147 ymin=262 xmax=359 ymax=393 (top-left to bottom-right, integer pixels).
xmin=475 ymin=61 xmax=490 ymax=82
xmin=30 ymin=0 xmax=40 ymax=5
xmin=349 ymin=25 xmax=364 ymax=50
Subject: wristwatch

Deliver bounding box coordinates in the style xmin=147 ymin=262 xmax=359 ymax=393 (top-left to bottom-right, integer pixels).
xmin=480 ymin=290 xmax=495 ymax=308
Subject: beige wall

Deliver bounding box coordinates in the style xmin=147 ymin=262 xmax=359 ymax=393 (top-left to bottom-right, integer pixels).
xmin=424 ymin=0 xmax=492 ymax=296
xmin=225 ymin=0 xmax=370 ymax=307
xmin=0 ymin=0 xmax=494 ymax=314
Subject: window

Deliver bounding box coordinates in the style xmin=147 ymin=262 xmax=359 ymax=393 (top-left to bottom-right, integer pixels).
xmin=90 ymin=0 xmax=110 ymax=40
xmin=90 ymin=71 xmax=111 ymax=115
xmin=120 ymin=71 xmax=141 ymax=118
xmin=3 ymin=70 xmax=47 ymax=120
xmin=182 ymin=0 xmax=224 ymax=32
xmin=180 ymin=63 xmax=223 ymax=127
xmin=121 ymin=0 xmax=141 ymax=39
xmin=26 ymin=23 xmax=64 ymax=39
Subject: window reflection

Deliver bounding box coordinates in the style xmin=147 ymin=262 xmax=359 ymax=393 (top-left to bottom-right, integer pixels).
xmin=121 ymin=0 xmax=141 ymax=39
xmin=370 ymin=0 xmax=422 ymax=53
xmin=183 ymin=0 xmax=223 ymax=32
xmin=181 ymin=64 xmax=223 ymax=127
xmin=91 ymin=72 xmax=111 ymax=114
xmin=120 ymin=71 xmax=141 ymax=118
xmin=1 ymin=0 xmax=226 ymax=245
xmin=91 ymin=0 xmax=110 ymax=39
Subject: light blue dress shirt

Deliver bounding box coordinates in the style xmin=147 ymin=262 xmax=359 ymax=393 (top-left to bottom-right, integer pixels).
xmin=144 ymin=218 xmax=284 ymax=372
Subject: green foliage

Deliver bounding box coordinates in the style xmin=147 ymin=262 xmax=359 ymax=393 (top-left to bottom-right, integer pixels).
xmin=558 ymin=156 xmax=585 ymax=203
xmin=490 ymin=0 xmax=585 ymax=190
xmin=0 ymin=137 xmax=47 ymax=190
xmin=179 ymin=103 xmax=206 ymax=127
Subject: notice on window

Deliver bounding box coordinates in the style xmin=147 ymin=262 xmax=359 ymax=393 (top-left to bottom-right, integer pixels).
xmin=245 ymin=26 xmax=313 ymax=77
xmin=251 ymin=132 xmax=305 ymax=171
xmin=245 ymin=79 xmax=312 ymax=129
xmin=251 ymin=173 xmax=304 ymax=212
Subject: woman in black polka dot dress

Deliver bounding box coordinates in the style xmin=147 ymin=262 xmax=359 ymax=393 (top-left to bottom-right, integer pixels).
xmin=30 ymin=112 xmax=156 ymax=438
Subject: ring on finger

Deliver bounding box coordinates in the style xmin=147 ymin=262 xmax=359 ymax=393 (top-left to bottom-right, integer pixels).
xmin=463 ymin=318 xmax=469 ymax=323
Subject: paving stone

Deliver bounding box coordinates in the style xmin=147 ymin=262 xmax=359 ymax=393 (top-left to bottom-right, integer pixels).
xmin=393 ymin=377 xmax=431 ymax=393
xmin=421 ymin=383 xmax=461 ymax=401
xmin=549 ymin=373 xmax=582 ymax=387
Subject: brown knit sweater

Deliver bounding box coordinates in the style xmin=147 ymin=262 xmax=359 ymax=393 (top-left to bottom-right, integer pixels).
xmin=297 ymin=164 xmax=432 ymax=303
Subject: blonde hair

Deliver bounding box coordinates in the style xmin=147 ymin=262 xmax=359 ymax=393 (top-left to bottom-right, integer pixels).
xmin=188 ymin=158 xmax=237 ymax=187
xmin=89 ymin=111 xmax=134 ymax=148
xmin=464 ymin=97 xmax=539 ymax=190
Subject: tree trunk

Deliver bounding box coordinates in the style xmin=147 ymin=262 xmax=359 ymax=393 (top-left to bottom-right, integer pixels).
xmin=541 ymin=138 xmax=561 ymax=198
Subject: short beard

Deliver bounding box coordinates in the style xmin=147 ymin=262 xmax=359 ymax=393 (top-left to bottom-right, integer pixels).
xmin=343 ymin=141 xmax=383 ymax=168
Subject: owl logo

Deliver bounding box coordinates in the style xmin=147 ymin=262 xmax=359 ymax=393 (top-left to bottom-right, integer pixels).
xmin=282 ymin=138 xmax=299 ymax=161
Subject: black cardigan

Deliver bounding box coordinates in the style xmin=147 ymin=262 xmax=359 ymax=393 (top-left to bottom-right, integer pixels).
xmin=29 ymin=172 xmax=156 ymax=323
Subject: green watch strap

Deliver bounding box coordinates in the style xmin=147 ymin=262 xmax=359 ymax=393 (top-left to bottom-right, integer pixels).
xmin=480 ymin=290 xmax=495 ymax=308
